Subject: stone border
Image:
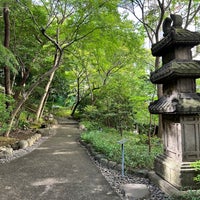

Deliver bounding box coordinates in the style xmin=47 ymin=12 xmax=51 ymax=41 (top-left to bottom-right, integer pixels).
xmin=0 ymin=133 xmax=42 ymax=159
xmin=79 ymin=139 xmax=149 ymax=178
xmin=0 ymin=127 xmax=56 ymax=160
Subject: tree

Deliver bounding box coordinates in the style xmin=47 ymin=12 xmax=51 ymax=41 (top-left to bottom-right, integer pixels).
xmin=64 ymin=17 xmax=144 ymax=116
xmin=4 ymin=0 xmax=129 ymax=136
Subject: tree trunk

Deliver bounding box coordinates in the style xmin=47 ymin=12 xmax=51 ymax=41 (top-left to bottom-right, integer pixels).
xmin=5 ymin=49 xmax=62 ymax=137
xmin=36 ymin=70 xmax=55 ymax=121
xmin=39 ymin=91 xmax=50 ymax=119
xmin=71 ymin=76 xmax=80 ymax=117
xmin=71 ymin=100 xmax=80 ymax=117
xmin=3 ymin=3 xmax=11 ymax=99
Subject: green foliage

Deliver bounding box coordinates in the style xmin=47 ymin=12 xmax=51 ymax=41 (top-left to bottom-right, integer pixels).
xmin=18 ymin=111 xmax=32 ymax=129
xmin=80 ymin=120 xmax=101 ymax=131
xmin=171 ymin=190 xmax=200 ymax=200
xmin=53 ymin=106 xmax=71 ymax=118
xmin=0 ymin=44 xmax=18 ymax=73
xmin=191 ymin=160 xmax=200 ymax=183
xmin=0 ymin=94 xmax=14 ymax=133
xmin=81 ymin=127 xmax=162 ymax=169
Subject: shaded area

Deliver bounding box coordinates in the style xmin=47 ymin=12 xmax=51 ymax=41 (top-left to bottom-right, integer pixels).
xmin=0 ymin=121 xmax=121 ymax=200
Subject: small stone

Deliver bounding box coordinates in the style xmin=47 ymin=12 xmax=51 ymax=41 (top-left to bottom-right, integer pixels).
xmin=100 ymin=158 xmax=108 ymax=167
xmin=121 ymin=183 xmax=150 ymax=199
xmin=35 ymin=133 xmax=41 ymax=140
xmin=0 ymin=147 xmax=13 ymax=159
xmin=116 ymin=164 xmax=122 ymax=171
xmin=108 ymin=161 xmax=117 ymax=169
xmin=94 ymin=154 xmax=104 ymax=162
xmin=18 ymin=140 xmax=28 ymax=149
xmin=27 ymin=138 xmax=34 ymax=146
xmin=89 ymin=148 xmax=96 ymax=156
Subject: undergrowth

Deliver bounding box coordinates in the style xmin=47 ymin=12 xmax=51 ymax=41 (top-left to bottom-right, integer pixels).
xmin=81 ymin=127 xmax=162 ymax=169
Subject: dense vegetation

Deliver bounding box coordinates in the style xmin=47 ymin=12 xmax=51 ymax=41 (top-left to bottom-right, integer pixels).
xmin=80 ymin=123 xmax=162 ymax=169
xmin=0 ymin=0 xmax=199 ymax=135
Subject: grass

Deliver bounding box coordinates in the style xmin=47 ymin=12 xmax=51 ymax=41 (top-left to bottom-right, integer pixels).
xmin=81 ymin=128 xmax=163 ymax=169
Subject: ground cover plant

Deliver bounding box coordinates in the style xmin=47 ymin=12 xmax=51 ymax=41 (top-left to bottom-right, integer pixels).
xmin=80 ymin=122 xmax=163 ymax=170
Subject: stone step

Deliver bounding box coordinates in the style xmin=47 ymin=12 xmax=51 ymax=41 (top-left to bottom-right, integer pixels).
xmin=120 ymin=183 xmax=150 ymax=199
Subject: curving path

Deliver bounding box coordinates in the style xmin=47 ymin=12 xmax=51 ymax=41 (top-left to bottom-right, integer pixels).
xmin=0 ymin=120 xmax=121 ymax=200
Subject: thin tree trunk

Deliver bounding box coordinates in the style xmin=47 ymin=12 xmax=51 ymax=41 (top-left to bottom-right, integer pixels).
xmin=39 ymin=91 xmax=50 ymax=119
xmin=3 ymin=3 xmax=11 ymax=99
xmin=36 ymin=70 xmax=55 ymax=121
xmin=71 ymin=76 xmax=80 ymax=117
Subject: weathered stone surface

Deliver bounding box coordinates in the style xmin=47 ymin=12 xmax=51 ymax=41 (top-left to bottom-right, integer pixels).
xmin=94 ymin=154 xmax=105 ymax=162
xmin=0 ymin=146 xmax=13 ymax=158
xmin=121 ymin=183 xmax=150 ymax=199
xmin=108 ymin=161 xmax=117 ymax=169
xmin=27 ymin=138 xmax=34 ymax=146
xmin=149 ymin=14 xmax=200 ymax=191
xmin=100 ymin=158 xmax=108 ymax=167
xmin=35 ymin=133 xmax=41 ymax=140
xmin=116 ymin=164 xmax=122 ymax=171
xmin=18 ymin=140 xmax=28 ymax=149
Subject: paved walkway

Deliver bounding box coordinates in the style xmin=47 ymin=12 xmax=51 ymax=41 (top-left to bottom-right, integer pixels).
xmin=0 ymin=121 xmax=121 ymax=200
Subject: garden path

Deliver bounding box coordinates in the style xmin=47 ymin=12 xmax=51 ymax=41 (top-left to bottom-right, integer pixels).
xmin=0 ymin=119 xmax=121 ymax=200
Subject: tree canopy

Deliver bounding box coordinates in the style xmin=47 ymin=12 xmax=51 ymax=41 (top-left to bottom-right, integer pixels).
xmin=0 ymin=0 xmax=199 ymax=136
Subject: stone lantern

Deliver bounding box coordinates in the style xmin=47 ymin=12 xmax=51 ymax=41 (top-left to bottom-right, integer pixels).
xmin=149 ymin=14 xmax=200 ymax=191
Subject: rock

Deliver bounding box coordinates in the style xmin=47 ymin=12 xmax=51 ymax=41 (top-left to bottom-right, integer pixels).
xmin=121 ymin=183 xmax=150 ymax=199
xmin=0 ymin=146 xmax=13 ymax=159
xmin=11 ymin=142 xmax=20 ymax=150
xmin=108 ymin=161 xmax=117 ymax=169
xmin=100 ymin=158 xmax=108 ymax=167
xmin=18 ymin=140 xmax=28 ymax=149
xmin=90 ymin=148 xmax=97 ymax=156
xmin=94 ymin=154 xmax=104 ymax=162
xmin=116 ymin=164 xmax=122 ymax=171
xmin=35 ymin=133 xmax=41 ymax=140
xmin=27 ymin=138 xmax=34 ymax=146
xmin=79 ymin=124 xmax=87 ymax=131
